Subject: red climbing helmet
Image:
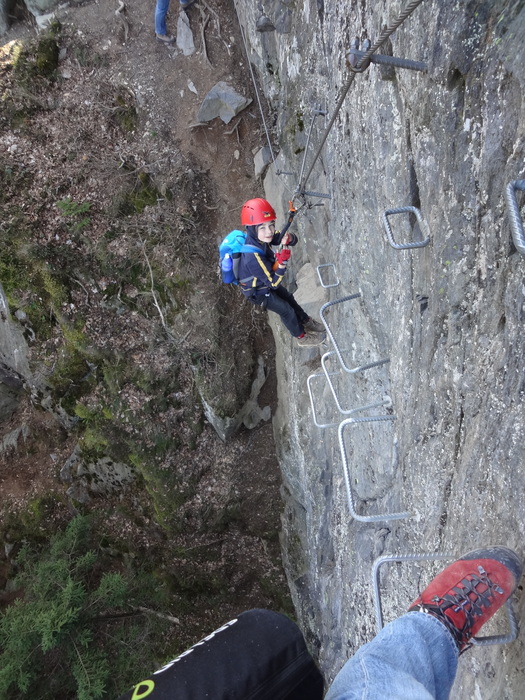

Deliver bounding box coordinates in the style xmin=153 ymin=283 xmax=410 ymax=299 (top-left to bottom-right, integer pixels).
xmin=241 ymin=198 xmax=276 ymax=226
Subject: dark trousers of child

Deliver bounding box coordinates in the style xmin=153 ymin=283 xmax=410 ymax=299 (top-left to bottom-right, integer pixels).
xmin=249 ymin=286 xmax=309 ymax=338
xmin=118 ymin=609 xmax=324 ymax=700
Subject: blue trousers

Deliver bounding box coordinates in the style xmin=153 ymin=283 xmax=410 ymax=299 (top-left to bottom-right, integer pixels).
xmin=325 ymin=612 xmax=459 ymax=700
xmin=155 ymin=0 xmax=170 ymax=35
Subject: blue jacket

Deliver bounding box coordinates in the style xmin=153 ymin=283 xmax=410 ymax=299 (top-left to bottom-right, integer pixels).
xmin=238 ymin=230 xmax=298 ymax=298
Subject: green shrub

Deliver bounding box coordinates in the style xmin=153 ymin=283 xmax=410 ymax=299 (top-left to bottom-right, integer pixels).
xmin=0 ymin=515 xmax=171 ymax=699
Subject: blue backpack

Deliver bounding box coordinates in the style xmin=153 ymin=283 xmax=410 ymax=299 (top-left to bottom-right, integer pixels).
xmin=218 ymin=230 xmax=260 ymax=284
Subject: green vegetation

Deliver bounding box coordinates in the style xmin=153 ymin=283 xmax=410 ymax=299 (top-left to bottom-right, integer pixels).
xmin=111 ymin=88 xmax=138 ymax=134
xmin=0 ymin=22 xmax=291 ymax=696
xmin=56 ymin=197 xmax=92 ymax=236
xmin=113 ymin=172 xmax=162 ymax=216
xmin=0 ymin=516 xmax=171 ymax=699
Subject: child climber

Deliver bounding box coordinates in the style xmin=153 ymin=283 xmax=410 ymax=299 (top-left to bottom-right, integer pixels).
xmin=237 ymin=198 xmax=325 ymax=346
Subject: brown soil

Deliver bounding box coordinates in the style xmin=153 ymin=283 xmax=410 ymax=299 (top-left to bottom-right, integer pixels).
xmin=0 ymin=0 xmax=290 ymax=658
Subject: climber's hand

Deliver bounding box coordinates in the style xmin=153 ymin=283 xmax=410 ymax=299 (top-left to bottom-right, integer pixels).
xmin=275 ymin=249 xmax=291 ymax=266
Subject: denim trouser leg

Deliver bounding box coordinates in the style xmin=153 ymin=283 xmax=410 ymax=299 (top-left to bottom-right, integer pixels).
xmin=325 ymin=612 xmax=459 ymax=700
xmin=155 ymin=0 xmax=170 ymax=35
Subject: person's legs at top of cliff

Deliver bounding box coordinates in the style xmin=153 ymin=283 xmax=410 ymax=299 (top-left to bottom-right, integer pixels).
xmin=325 ymin=546 xmax=522 ymax=700
xmin=155 ymin=0 xmax=197 ymax=43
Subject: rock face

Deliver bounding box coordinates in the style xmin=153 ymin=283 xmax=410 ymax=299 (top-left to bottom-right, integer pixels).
xmin=0 ymin=283 xmax=30 ymax=423
xmin=199 ymin=355 xmax=272 ymax=442
xmin=237 ymin=0 xmax=525 ymax=696
xmin=0 ymin=0 xmax=11 ymax=36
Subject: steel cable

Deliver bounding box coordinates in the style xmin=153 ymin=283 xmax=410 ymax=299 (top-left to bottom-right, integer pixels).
xmin=298 ymin=0 xmax=427 ymax=194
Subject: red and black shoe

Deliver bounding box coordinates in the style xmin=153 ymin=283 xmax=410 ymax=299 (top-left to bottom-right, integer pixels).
xmin=408 ymin=547 xmax=522 ymax=653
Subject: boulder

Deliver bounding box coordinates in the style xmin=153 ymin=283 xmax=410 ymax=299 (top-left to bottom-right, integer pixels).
xmin=177 ymin=10 xmax=195 ymax=56
xmin=196 ymin=81 xmax=252 ymax=124
xmin=199 ymin=356 xmax=271 ymax=441
xmin=61 ymin=443 xmax=135 ymax=503
xmin=254 ymin=146 xmax=273 ymax=179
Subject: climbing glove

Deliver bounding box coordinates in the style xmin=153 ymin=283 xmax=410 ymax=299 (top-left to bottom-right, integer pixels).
xmin=275 ymin=249 xmax=291 ymax=266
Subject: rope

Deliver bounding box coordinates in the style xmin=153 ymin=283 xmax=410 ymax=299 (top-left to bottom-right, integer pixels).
xmin=297 ymin=0 xmax=427 ymax=194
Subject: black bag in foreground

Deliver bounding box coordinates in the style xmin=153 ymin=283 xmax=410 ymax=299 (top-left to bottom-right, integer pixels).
xmin=118 ymin=608 xmax=324 ymax=700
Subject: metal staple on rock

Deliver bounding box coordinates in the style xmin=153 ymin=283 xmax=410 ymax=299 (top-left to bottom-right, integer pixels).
xmin=317 ymin=263 xmax=340 ymax=288
xmin=298 ymin=0 xmax=427 ymax=194
xmin=319 ymin=294 xmax=390 ymax=374
xmin=505 ymin=180 xmax=525 ymax=255
xmin=382 ymin=206 xmax=430 ymax=249
xmin=338 ymin=416 xmax=411 ymax=523
xmin=321 ymin=351 xmax=392 ymax=415
xmin=372 ymin=553 xmax=519 ymax=646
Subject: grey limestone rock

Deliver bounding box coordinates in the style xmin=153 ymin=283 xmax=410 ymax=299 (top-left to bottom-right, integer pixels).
xmin=177 ymin=10 xmax=195 ymax=56
xmin=199 ymin=355 xmax=271 ymax=442
xmin=197 ymin=81 xmax=252 ymax=125
xmin=254 ymin=146 xmax=273 ymax=179
xmin=236 ymin=0 xmax=525 ymax=695
xmin=0 ymin=0 xmax=11 ymax=36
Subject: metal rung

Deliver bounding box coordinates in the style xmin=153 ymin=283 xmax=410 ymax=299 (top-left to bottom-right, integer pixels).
xmin=373 ymin=553 xmax=519 ymax=645
xmin=308 ymin=360 xmax=390 ymax=428
xmin=321 ymin=351 xmax=391 ymax=415
xmin=302 ymin=190 xmax=332 ymax=199
xmin=319 ymin=294 xmax=390 ymax=374
xmin=338 ymin=416 xmax=411 ymax=522
xmin=382 ymin=206 xmax=430 ymax=249
xmin=505 ymin=180 xmax=525 ymax=255
xmin=317 ymin=263 xmax=340 ymax=288
xmin=307 ymin=371 xmax=339 ymax=429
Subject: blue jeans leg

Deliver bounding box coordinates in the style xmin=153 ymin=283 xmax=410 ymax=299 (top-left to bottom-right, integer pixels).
xmin=155 ymin=0 xmax=170 ymax=35
xmin=324 ymin=612 xmax=459 ymax=700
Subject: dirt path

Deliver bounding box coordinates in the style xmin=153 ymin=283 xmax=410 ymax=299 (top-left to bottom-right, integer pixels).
xmin=62 ymin=0 xmax=267 ymax=215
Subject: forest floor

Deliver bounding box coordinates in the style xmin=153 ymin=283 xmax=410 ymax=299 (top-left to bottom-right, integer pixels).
xmin=0 ymin=0 xmax=292 ymax=657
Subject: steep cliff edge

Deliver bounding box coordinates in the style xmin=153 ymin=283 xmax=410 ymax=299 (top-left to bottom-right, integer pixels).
xmin=237 ymin=0 xmax=525 ymax=696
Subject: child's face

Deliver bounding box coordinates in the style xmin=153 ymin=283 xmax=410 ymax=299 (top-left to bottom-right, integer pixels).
xmin=256 ymin=221 xmax=276 ymax=243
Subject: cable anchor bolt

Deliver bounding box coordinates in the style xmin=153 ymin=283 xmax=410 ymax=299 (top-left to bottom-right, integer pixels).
xmin=347 ymin=37 xmax=427 ymax=73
